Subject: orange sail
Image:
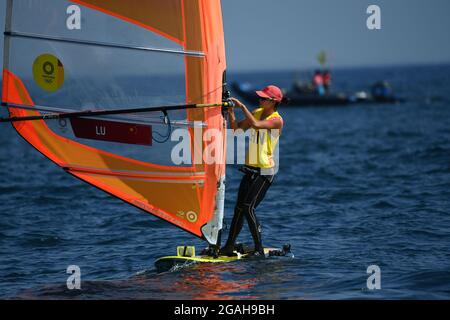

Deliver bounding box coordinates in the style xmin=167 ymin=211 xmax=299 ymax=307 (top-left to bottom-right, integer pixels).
xmin=2 ymin=0 xmax=227 ymax=244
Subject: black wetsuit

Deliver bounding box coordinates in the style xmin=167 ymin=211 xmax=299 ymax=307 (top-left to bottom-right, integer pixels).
xmin=221 ymin=165 xmax=274 ymax=255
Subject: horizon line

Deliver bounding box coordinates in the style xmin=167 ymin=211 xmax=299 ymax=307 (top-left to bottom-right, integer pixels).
xmin=226 ymin=60 xmax=450 ymax=74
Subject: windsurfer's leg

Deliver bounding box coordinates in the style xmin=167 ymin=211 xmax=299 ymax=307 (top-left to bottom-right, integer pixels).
xmin=242 ymin=175 xmax=274 ymax=255
xmin=221 ymin=173 xmax=253 ymax=255
xmin=221 ymin=206 xmax=245 ymax=255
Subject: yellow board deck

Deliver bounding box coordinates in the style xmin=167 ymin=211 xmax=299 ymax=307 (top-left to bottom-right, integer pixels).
xmin=154 ymin=246 xmax=290 ymax=273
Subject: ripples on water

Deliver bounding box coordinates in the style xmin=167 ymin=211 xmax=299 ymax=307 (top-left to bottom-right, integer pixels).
xmin=1 ymin=65 xmax=450 ymax=299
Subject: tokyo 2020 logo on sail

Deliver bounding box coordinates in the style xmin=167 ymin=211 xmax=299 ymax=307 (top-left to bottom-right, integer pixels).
xmin=32 ymin=53 xmax=65 ymax=92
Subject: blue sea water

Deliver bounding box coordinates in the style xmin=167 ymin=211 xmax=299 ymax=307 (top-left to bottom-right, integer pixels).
xmin=0 ymin=65 xmax=449 ymax=299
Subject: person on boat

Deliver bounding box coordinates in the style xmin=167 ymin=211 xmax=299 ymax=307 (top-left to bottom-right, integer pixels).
xmin=312 ymin=70 xmax=325 ymax=96
xmin=221 ymin=85 xmax=284 ymax=257
xmin=371 ymin=80 xmax=393 ymax=102
xmin=323 ymin=70 xmax=331 ymax=94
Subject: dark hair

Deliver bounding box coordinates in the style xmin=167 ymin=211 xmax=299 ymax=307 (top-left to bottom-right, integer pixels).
xmin=273 ymin=97 xmax=286 ymax=110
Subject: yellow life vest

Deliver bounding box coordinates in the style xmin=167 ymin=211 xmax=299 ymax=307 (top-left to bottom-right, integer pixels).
xmin=246 ymin=108 xmax=283 ymax=169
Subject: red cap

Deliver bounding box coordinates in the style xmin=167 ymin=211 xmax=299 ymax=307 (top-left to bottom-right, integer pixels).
xmin=256 ymin=85 xmax=283 ymax=102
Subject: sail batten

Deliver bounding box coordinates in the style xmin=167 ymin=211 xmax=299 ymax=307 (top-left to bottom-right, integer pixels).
xmin=5 ymin=31 xmax=205 ymax=57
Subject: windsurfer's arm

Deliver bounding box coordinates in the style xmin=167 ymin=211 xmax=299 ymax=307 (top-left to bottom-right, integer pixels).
xmin=228 ymin=99 xmax=251 ymax=131
xmin=231 ymin=98 xmax=283 ymax=130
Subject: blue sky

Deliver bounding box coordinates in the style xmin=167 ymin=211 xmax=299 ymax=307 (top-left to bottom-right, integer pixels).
xmin=221 ymin=0 xmax=450 ymax=70
xmin=1 ymin=0 xmax=450 ymax=71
